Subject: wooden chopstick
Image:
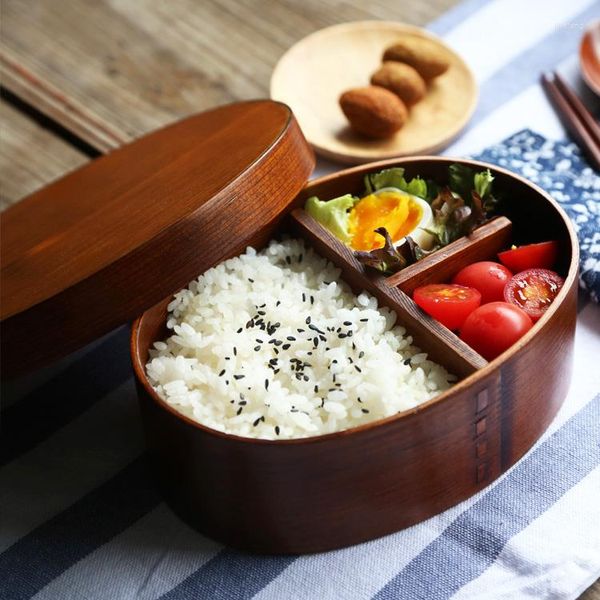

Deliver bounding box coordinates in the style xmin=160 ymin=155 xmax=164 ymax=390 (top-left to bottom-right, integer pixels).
xmin=541 ymin=72 xmax=600 ymax=171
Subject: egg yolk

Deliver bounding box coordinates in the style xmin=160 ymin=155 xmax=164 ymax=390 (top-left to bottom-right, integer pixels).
xmin=348 ymin=191 xmax=423 ymax=251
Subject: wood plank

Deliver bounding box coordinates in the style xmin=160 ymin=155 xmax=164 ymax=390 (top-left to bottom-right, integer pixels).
xmin=0 ymin=99 xmax=87 ymax=210
xmin=580 ymin=580 xmax=600 ymax=600
xmin=0 ymin=0 xmax=458 ymax=151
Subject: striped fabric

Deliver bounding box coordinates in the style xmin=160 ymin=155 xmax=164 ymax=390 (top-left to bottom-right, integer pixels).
xmin=2 ymin=0 xmax=600 ymax=598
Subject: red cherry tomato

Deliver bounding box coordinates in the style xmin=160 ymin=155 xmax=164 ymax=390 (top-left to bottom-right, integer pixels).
xmin=459 ymin=302 xmax=533 ymax=361
xmin=498 ymin=241 xmax=559 ymax=272
xmin=413 ymin=284 xmax=481 ymax=330
xmin=504 ymin=268 xmax=564 ymax=322
xmin=452 ymin=261 xmax=513 ymax=304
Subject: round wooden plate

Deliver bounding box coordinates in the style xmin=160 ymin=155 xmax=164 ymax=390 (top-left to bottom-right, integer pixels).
xmin=270 ymin=21 xmax=478 ymax=164
xmin=580 ymin=20 xmax=600 ymax=96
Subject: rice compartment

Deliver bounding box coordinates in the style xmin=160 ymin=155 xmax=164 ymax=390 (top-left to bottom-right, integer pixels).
xmin=146 ymin=238 xmax=456 ymax=439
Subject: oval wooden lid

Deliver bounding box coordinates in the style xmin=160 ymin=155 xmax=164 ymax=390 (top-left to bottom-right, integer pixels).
xmin=1 ymin=100 xmax=315 ymax=376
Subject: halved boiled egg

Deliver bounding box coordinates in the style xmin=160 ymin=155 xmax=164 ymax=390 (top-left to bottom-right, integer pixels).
xmin=347 ymin=187 xmax=434 ymax=251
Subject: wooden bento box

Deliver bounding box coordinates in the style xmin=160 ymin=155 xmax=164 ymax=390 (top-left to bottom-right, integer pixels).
xmin=1 ymin=101 xmax=579 ymax=555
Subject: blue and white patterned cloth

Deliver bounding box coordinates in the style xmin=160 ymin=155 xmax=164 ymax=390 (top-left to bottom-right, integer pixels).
xmin=474 ymin=129 xmax=600 ymax=302
xmin=2 ymin=0 xmax=600 ymax=599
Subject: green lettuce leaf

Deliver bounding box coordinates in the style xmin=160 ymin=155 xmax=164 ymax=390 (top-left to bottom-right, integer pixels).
xmin=304 ymin=194 xmax=357 ymax=243
xmin=363 ymin=167 xmax=427 ymax=199
xmin=474 ymin=169 xmax=494 ymax=199
xmin=448 ymin=163 xmax=475 ymax=200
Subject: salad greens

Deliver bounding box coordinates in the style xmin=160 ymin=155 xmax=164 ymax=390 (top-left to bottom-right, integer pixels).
xmin=304 ymin=194 xmax=358 ymax=244
xmin=304 ymin=163 xmax=499 ymax=275
xmin=363 ymin=167 xmax=428 ymax=199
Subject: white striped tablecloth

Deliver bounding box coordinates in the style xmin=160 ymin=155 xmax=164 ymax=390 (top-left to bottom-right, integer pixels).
xmin=1 ymin=0 xmax=600 ymax=598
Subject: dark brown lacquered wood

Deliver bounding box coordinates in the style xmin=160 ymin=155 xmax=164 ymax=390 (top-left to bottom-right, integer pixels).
xmin=131 ymin=156 xmax=578 ymax=554
xmin=385 ymin=216 xmax=513 ymax=296
xmin=0 ymin=100 xmax=315 ymax=376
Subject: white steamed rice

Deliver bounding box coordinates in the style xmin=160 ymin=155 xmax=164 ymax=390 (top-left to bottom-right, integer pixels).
xmin=146 ymin=238 xmax=456 ymax=439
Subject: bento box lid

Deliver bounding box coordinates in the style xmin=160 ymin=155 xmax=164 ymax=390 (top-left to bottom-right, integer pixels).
xmin=0 ymin=100 xmax=315 ymax=376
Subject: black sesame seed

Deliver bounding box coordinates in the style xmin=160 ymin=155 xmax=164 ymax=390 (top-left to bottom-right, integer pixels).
xmin=282 ymin=344 xmax=291 ymax=350
xmin=354 ymin=365 xmax=362 ymax=373
xmin=219 ymin=369 xmax=226 ymax=377
xmin=246 ymin=320 xmax=254 ymax=328
xmin=269 ymin=358 xmax=278 ymax=365
xmin=357 ymin=397 xmax=362 ymax=403
xmin=257 ymin=310 xmax=266 ymax=316
xmin=225 ymin=380 xmax=229 ymax=385
xmin=313 ymin=337 xmax=319 ymax=347
xmin=352 ymin=342 xmax=356 ymax=350
xmin=236 ymin=407 xmax=243 ymax=415
xmin=274 ymin=340 xmax=283 ymax=347
xmin=239 ymin=401 xmax=247 ymax=406
xmin=343 ymin=321 xmax=352 ymax=326
xmin=360 ymin=318 xmax=368 ymax=322
xmin=305 ymin=316 xmax=311 ymax=324
xmin=338 ymin=333 xmax=347 ymax=339
xmin=310 ymin=296 xmax=314 ymax=305
xmin=314 ymin=385 xmax=319 ymax=393
xmin=319 ymin=335 xmax=326 ymax=342
xmin=255 ymin=338 xmax=263 ymax=344
xmin=265 ymin=379 xmax=269 ymax=390
xmin=236 ymin=327 xmax=243 ymax=333
xmin=234 ymin=374 xmax=245 ymax=380
xmin=347 ymin=331 xmax=353 ymax=337
xmin=297 ymin=328 xmax=305 ymax=333
xmin=248 ymin=278 xmax=254 ymax=283
xmin=275 ymin=426 xmax=280 ymax=435
xmin=276 ymin=301 xmax=281 ymax=307
xmin=403 ymin=358 xmax=411 ymax=366
xmin=253 ymin=417 xmax=263 ymax=427
xmin=286 ymin=336 xmax=296 ymax=341
xmin=233 ymin=347 xmax=237 ymax=356
xmin=359 ymin=351 xmax=365 ymax=359
xmin=302 ymin=293 xmax=306 ymax=302
xmin=225 ymin=356 xmax=231 ymax=361
xmin=254 ymin=346 xmax=261 ymax=352
xmin=274 ymin=348 xmax=279 ymax=355
xmin=303 ymin=375 xmax=309 ymax=381
xmin=361 ymin=408 xmax=370 ymax=414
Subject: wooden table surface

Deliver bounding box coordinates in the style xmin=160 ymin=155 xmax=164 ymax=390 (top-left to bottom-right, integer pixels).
xmin=0 ymin=0 xmax=598 ymax=596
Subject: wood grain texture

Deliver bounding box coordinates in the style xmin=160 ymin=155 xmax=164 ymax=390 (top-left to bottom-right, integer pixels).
xmin=0 ymin=99 xmax=87 ymax=209
xmin=131 ymin=156 xmax=579 ymax=553
xmin=0 ymin=0 xmax=458 ymax=152
xmin=0 ymin=101 xmax=315 ymax=375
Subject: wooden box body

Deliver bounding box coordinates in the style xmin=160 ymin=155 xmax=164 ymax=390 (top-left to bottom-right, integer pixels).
xmin=131 ymin=158 xmax=578 ymax=554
